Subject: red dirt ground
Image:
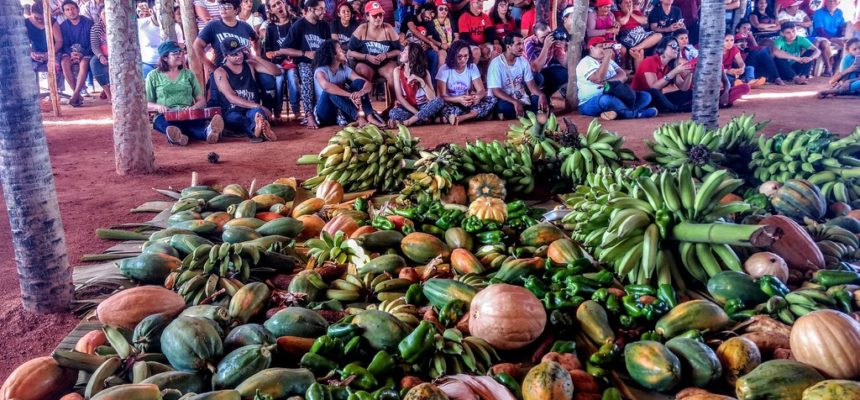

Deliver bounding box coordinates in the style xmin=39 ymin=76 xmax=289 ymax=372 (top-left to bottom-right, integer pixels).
xmin=0 ymin=78 xmax=857 ymax=380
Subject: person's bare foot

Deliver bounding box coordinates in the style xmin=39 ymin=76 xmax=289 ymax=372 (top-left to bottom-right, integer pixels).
xmin=774 ymin=78 xmax=786 ymax=85
xmin=793 ymin=76 xmax=809 ymax=85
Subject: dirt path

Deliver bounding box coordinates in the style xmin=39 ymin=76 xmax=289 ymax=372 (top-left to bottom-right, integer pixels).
xmin=0 ymin=78 xmax=857 ymax=379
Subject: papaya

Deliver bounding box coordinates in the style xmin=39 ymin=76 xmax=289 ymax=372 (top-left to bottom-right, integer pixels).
xmin=222 ymin=183 xmax=250 ymax=199
xmin=360 ymin=230 xmax=405 ymax=251
xmin=256 ymin=183 xmax=296 ymax=201
xmin=401 ymin=232 xmax=451 ymax=263
xmin=171 ymin=220 xmax=218 ymax=234
xmin=624 ymin=341 xmax=682 ymax=392
xmin=655 ymin=300 xmax=730 ymax=338
xmin=665 ymin=337 xmax=722 ymax=388
xmin=493 ymin=257 xmax=543 ymax=284
xmin=141 ymin=241 xmax=181 ymax=258
xmin=264 ymin=307 xmax=328 ymax=338
xmin=357 ymin=254 xmax=407 ymax=276
xmin=444 ymin=227 xmax=474 ymax=251
xmin=97 ymin=286 xmax=185 ymax=330
xmin=89 ymin=384 xmax=163 ymax=400
xmin=117 ymin=253 xmax=180 ymax=284
xmin=422 ymin=278 xmax=477 ymax=308
xmin=133 ymin=313 xmax=172 ymax=353
xmin=546 ymin=238 xmax=586 ymax=267
xmin=160 ymin=317 xmax=224 ymax=372
xmin=717 ymin=337 xmax=761 ymax=386
xmin=168 ymin=210 xmax=202 ymax=225
xmin=140 ymin=371 xmax=205 ymax=393
xmin=205 ymin=211 xmax=233 ymax=231
xmin=287 ymin=270 xmax=326 ymax=302
xmin=229 ymin=200 xmax=257 ymax=219
xmin=222 ymin=226 xmax=262 ymax=244
xmin=224 ymin=324 xmax=276 ymax=351
xmin=576 ymin=300 xmax=614 ymax=345
xmin=519 ymin=223 xmax=564 ymax=247
xmin=179 ymin=305 xmax=230 ymax=327
xmin=208 ymin=194 xmax=244 ymax=212
xmin=802 ymin=380 xmax=860 ymax=400
xmin=450 ymin=249 xmax=485 ymax=274
xmin=403 ymin=383 xmax=449 ymax=400
xmin=228 ymin=282 xmax=272 ymax=325
xmin=256 ymin=217 xmax=304 ymax=237
xmin=0 ymin=356 xmax=77 ymax=400
xmin=213 ymin=344 xmax=274 ymax=389
xmin=252 ymin=194 xmax=285 ymax=210
xmin=224 ymin=218 xmax=266 ymax=230
xmin=706 ymin=271 xmax=769 ymax=306
xmin=169 ymin=234 xmax=214 ymax=255
xmin=736 ymin=360 xmax=824 ymax=400
xmin=351 ymin=310 xmax=410 ymax=351
xmin=292 ymin=198 xmax=325 ymax=218
xmin=235 ymin=368 xmax=315 ymax=399
xmin=181 ymin=189 xmax=220 ymax=202
xmin=521 ymin=361 xmax=574 ymax=400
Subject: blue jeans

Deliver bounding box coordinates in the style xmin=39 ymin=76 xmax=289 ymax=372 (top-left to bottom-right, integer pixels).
xmin=224 ymin=107 xmax=266 ymax=137
xmin=256 ymin=72 xmax=279 ymax=116
xmin=494 ymin=95 xmax=540 ymax=120
xmin=274 ymin=67 xmax=301 ymax=118
xmin=426 ymin=49 xmax=439 ymax=87
xmin=89 ymin=56 xmax=109 ymax=86
xmin=727 ymin=66 xmax=755 ymax=85
xmin=153 ymin=114 xmax=209 ymax=140
xmin=578 ymin=91 xmax=652 ymax=119
xmin=141 ymin=62 xmax=156 ymax=79
xmin=533 ymin=65 xmax=568 ymax=97
xmin=314 ymin=79 xmax=375 ymax=126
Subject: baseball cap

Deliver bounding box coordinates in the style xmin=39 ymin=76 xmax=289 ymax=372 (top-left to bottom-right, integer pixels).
xmin=158 ymin=41 xmax=183 ymax=57
xmin=437 ymin=0 xmax=449 ymax=6
xmin=364 ymin=1 xmax=384 ymax=15
xmin=587 ymin=37 xmax=609 ymax=48
xmin=562 ymin=6 xmax=575 ymax=18
xmin=595 ymin=0 xmax=612 ymax=7
xmin=220 ymin=37 xmax=246 ymax=56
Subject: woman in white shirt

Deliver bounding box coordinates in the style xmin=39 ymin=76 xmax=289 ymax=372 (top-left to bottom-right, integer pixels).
xmin=238 ymin=0 xmax=264 ymax=32
xmin=435 ymin=40 xmax=496 ymax=125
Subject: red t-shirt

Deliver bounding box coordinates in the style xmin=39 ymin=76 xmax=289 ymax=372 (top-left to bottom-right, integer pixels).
xmin=520 ymin=8 xmax=535 ymax=36
xmin=722 ymin=46 xmax=740 ymax=70
xmin=494 ymin=18 xmax=517 ymax=38
xmin=459 ymin=11 xmax=493 ymax=44
xmin=631 ymin=54 xmax=669 ymax=91
xmin=613 ymin=10 xmax=646 ymax=31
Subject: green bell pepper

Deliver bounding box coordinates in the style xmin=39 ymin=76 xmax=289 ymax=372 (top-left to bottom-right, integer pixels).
xmin=624 ymin=284 xmax=656 ymax=297
xmin=300 ymin=352 xmax=339 ymax=373
xmin=723 ymin=298 xmax=747 ymax=315
xmin=605 ymin=294 xmax=622 ymax=315
xmin=327 ymin=322 xmax=361 ymax=340
xmin=354 ymin=198 xmax=368 ymax=212
xmin=347 ymin=391 xmax=375 ymax=400
xmin=619 ymin=314 xmax=635 ymax=328
xmin=730 ymin=309 xmax=757 ymax=321
xmin=398 ymin=320 xmax=436 ymax=363
xmin=401 ymin=223 xmax=415 ymax=234
xmin=759 ymin=275 xmax=790 ymax=296
xmin=524 ymin=276 xmax=549 ymax=298
xmin=622 ymin=295 xmax=643 ymax=318
xmin=585 ymin=270 xmax=614 ymax=287
xmin=493 ymin=373 xmax=522 ymax=399
xmin=306 ymin=383 xmax=331 ymax=400
xmin=813 ymin=270 xmax=860 ymax=287
xmin=602 ymin=388 xmax=623 ymax=400
xmin=640 ymin=330 xmax=661 ymax=341
xmin=310 ymin=335 xmax=343 ymax=357
xmin=345 ymin=336 xmax=366 ymax=358
xmin=476 ymin=230 xmax=505 ymax=244
xmin=462 ymin=216 xmax=484 ymax=233
xmin=549 ymin=340 xmax=576 ymax=354
xmin=592 ymin=288 xmax=609 ymax=303
xmin=439 ymin=299 xmax=466 ymax=327
xmin=367 ymin=351 xmax=396 ymax=378
xmin=421 ymin=224 xmax=446 ymax=237
xmin=371 ymin=216 xmax=395 ymax=231
xmin=657 ymin=284 xmax=677 ymax=308
xmin=393 ymin=207 xmax=420 ymax=220
xmin=586 ymin=361 xmax=607 ymax=377
xmin=833 ymin=289 xmax=854 ymax=313
xmin=405 ymin=283 xmax=425 ymax=305
xmin=342 ymin=363 xmax=378 ymax=391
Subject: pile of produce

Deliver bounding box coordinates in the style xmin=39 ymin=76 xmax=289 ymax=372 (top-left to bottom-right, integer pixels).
xmin=9 ymin=117 xmax=860 ymax=400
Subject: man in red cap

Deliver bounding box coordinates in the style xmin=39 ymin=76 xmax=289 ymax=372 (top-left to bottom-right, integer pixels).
xmin=576 ymin=36 xmax=657 ymax=120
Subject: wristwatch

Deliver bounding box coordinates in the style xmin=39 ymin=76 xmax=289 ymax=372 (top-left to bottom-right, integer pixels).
xmin=663 ymin=75 xmax=672 ymax=82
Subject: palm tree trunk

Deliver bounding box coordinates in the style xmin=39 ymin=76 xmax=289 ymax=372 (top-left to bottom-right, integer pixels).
xmin=691 ymin=0 xmax=725 ymax=129
xmin=0 ymin=0 xmax=74 ymax=313
xmin=158 ymin=0 xmax=177 ymax=42
xmin=565 ymin=0 xmax=588 ymax=110
xmin=106 ymin=0 xmax=156 ymax=174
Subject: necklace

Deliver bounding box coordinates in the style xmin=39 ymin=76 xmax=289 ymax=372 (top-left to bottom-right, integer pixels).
xmin=434 ymin=18 xmax=452 ymax=44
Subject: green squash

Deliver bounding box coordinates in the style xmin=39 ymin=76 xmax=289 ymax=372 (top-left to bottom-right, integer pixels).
xmin=706 ymin=271 xmax=769 ymax=306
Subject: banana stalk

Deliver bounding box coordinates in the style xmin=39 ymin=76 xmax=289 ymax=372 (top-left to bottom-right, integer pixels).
xmin=670 ymin=222 xmax=780 ymax=247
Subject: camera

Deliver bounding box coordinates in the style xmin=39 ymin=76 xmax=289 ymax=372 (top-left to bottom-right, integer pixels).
xmin=552 ymin=30 xmax=570 ymax=41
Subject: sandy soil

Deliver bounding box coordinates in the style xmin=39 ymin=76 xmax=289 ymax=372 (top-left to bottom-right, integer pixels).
xmin=0 ymin=77 xmax=857 ymax=380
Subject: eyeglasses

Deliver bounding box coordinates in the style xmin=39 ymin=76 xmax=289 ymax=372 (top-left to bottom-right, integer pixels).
xmin=168 ymin=50 xmax=184 ymax=56
xmin=667 ymin=43 xmax=679 ymax=49
xmin=220 ymin=4 xmax=235 ymax=9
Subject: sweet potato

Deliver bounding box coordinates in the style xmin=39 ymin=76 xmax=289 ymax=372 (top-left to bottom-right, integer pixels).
xmin=742 ymin=332 xmax=789 ymax=355
xmin=569 ymin=369 xmax=599 ymax=393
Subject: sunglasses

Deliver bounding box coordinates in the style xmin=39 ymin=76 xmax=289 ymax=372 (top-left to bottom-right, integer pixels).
xmin=168 ymin=50 xmax=184 ymax=56
xmin=437 ymin=6 xmax=448 ymax=10
xmin=667 ymin=42 xmax=679 ymax=49
xmin=368 ymin=12 xmax=384 ymax=18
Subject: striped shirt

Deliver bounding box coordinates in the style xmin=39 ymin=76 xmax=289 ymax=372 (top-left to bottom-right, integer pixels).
xmin=90 ymin=21 xmax=107 ymax=58
xmin=195 ymin=0 xmax=222 ymax=29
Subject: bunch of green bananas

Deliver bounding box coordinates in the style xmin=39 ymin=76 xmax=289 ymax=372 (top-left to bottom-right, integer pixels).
xmin=558 ymin=119 xmax=636 ymax=185
xmin=506 ymin=111 xmax=562 ymax=161
xmin=750 ymin=128 xmax=860 ymax=197
xmin=647 ymin=120 xmax=725 ymax=178
xmin=297 ymin=125 xmax=422 ymax=193
xmin=465 ymin=139 xmax=535 ymax=194
xmin=763 ymin=288 xmax=844 ymax=325
xmin=365 ymin=296 xmax=422 ymax=327
xmin=305 ymin=231 xmax=369 ymax=267
xmin=715 ymin=114 xmax=768 ymax=154
xmin=423 ymin=328 xmax=499 ymax=378
xmin=400 ymin=145 xmax=475 ymax=202
xmin=167 ymin=242 xmax=261 ymax=304
xmin=327 ymin=272 xmax=411 ymax=303
xmin=808 ymin=224 xmax=860 ymax=267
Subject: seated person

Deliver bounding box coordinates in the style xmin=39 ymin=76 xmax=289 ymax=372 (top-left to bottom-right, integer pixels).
xmin=587 ymin=0 xmax=627 ymax=63
xmin=630 ymin=36 xmax=694 ymax=113
xmin=648 ymin=0 xmax=686 ymax=37
xmin=490 ymin=0 xmax=517 ymax=42
xmin=427 ymin=0 xmax=459 ymax=64
xmin=614 ymin=0 xmax=662 ymax=69
xmin=314 ymin=39 xmax=383 ymax=127
xmin=89 ymin=9 xmax=110 ymax=100
xmin=146 ymin=41 xmax=224 ymax=145
xmin=402 ymin=3 xmax=441 ymax=77
xmin=524 ymin=23 xmax=568 ymax=100
xmin=719 ymin=69 xmax=751 ymax=108
xmin=435 ymin=39 xmax=497 ymax=125
xmin=487 ymin=32 xmax=549 ymax=119
xmin=26 ymin=2 xmax=63 ymax=88
xmin=212 ymin=37 xmax=280 ymax=142
xmin=736 ymin=20 xmax=784 ymax=84
xmin=773 ymin=21 xmax=821 ymax=84
xmin=332 ymin=1 xmax=360 ymax=48
xmin=389 ymin=44 xmax=446 ymax=126
xmin=779 ymin=0 xmax=834 ymax=75
xmin=348 ymin=1 xmax=402 ymax=107
xmin=813 ymin=0 xmax=848 ymax=47
xmin=819 ymin=37 xmax=860 ymax=97
xmin=58 ymin=0 xmax=94 ymax=107
xmin=750 ymin=0 xmax=781 ymax=41
xmin=576 ymin=37 xmax=658 ymax=120
xmin=724 ymin=33 xmax=766 ymax=87
xmin=675 ymin=29 xmax=698 ymax=61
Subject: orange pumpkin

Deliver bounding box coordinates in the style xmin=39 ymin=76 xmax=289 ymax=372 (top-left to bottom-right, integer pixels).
xmin=467 ymin=173 xmax=506 ymax=201
xmin=96 ymin=285 xmax=185 ymax=329
xmin=74 ymin=330 xmax=107 ymax=354
xmin=469 ymin=284 xmax=546 ymax=350
xmin=316 ymin=180 xmax=345 ymax=204
xmin=296 ymin=214 xmax=325 ymax=240
xmin=0 ymin=356 xmax=77 ymax=400
xmin=791 ymin=310 xmax=860 ymax=378
xmin=323 ymin=214 xmax=360 ymax=237
xmin=467 ymin=197 xmax=508 ymax=223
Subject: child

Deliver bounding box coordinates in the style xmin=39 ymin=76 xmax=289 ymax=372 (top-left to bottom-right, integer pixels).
xmin=818 ymin=38 xmax=860 ymax=97
xmin=724 ymin=33 xmax=767 ymax=88
xmin=675 ymin=29 xmax=698 ymax=61
xmin=736 ymin=20 xmax=785 ymax=84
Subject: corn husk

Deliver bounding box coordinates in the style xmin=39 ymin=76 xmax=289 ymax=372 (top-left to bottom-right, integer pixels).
xmin=436 ymin=375 xmax=516 ymax=400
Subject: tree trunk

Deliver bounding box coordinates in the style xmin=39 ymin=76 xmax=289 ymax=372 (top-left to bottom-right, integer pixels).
xmin=42 ymin=0 xmax=61 ymax=116
xmin=565 ymin=0 xmax=588 ymax=110
xmin=158 ymin=0 xmax=177 ymax=42
xmin=691 ymin=0 xmax=725 ymax=129
xmin=179 ymin=0 xmax=204 ymax=87
xmin=106 ymin=0 xmax=156 ymax=174
xmin=0 ymin=0 xmax=74 ymax=313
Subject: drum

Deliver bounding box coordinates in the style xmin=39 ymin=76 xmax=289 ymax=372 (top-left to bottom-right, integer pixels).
xmin=164 ymin=107 xmax=222 ymax=121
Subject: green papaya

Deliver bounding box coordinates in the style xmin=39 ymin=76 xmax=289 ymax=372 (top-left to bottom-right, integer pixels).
xmin=235 ymin=368 xmax=315 ymax=399
xmin=140 ymin=371 xmax=206 ymax=393
xmin=168 ymin=210 xmax=203 ymax=225
xmin=256 ymin=183 xmax=296 ymax=202
xmin=351 ymin=310 xmax=409 ymax=351
xmin=264 ymin=307 xmax=328 ymax=338
xmin=222 ymin=226 xmax=262 ymax=244
xmin=184 ymin=390 xmax=242 ymax=400
xmin=665 ymin=337 xmax=722 ymax=388
xmin=169 ymin=234 xmax=214 ymax=256
xmin=141 ymin=241 xmax=180 ymax=258
xmin=576 ymin=300 xmax=614 ymax=345
xmin=256 ymin=217 xmax=304 ymax=237
xmin=624 ymin=341 xmax=681 ymax=392
xmin=213 ymin=344 xmax=275 ymax=389
xmin=133 ymin=313 xmax=172 ymax=353
xmin=224 ymin=324 xmax=276 ymax=351
xmin=655 ymin=300 xmax=730 ymax=338
xmin=357 ymin=254 xmax=407 ymax=276
xmin=736 ymin=360 xmax=824 ymax=400
xmin=170 ymin=220 xmax=218 ymax=234
xmin=287 ymin=270 xmax=327 ymax=302
xmin=706 ymin=271 xmax=769 ymax=306
xmin=179 ymin=305 xmax=230 ymax=327
xmin=359 ymin=230 xmax=406 ymax=251
xmin=160 ymin=316 xmax=223 ymax=372
xmin=207 ymin=194 xmax=245 ymax=212
xmin=117 ymin=253 xmax=180 ymax=284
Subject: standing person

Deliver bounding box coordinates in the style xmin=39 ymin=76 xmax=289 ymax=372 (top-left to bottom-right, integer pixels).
xmin=750 ymin=0 xmax=781 ymax=41
xmin=89 ymin=9 xmax=110 ymax=100
xmin=487 ymin=32 xmax=548 ymax=119
xmin=773 ymin=21 xmax=821 ymax=83
xmin=213 ymin=37 xmax=280 ymax=141
xmin=331 ymin=1 xmax=360 ymax=47
xmin=239 ymin=0 xmax=265 ymax=31
xmin=648 ymin=0 xmax=685 ymax=36
xmin=195 ymin=0 xmax=222 ymax=29
xmin=435 ymin=40 xmax=496 ymax=124
xmin=576 ymin=37 xmax=657 ymax=120
xmin=347 ymin=1 xmax=402 ymax=106
xmin=146 ymin=41 xmax=225 ymax=145
xmin=193 ymin=0 xmax=259 ymax=71
xmin=779 ymin=0 xmax=834 ymax=75
xmin=280 ymin=0 xmax=331 ymax=128
xmin=524 ymin=23 xmax=568 ymax=100
xmin=139 ymin=3 xmax=167 ymax=79
xmin=735 ymin=20 xmax=784 ymax=84
xmin=630 ymin=36 xmax=694 ymax=113
xmin=314 ymin=40 xmax=383 ymax=126
xmin=26 ymin=1 xmax=63 ymax=87
xmin=614 ymin=0 xmax=662 ymax=69
xmin=390 ymin=44 xmax=446 ymax=126
xmin=58 ymin=0 xmax=94 ymax=107
xmin=458 ymin=0 xmax=495 ymax=62
xmin=262 ymin=0 xmax=300 ymax=120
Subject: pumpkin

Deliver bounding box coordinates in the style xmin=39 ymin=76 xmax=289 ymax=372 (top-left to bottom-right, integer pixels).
xmin=296 ymin=214 xmax=325 ymax=240
xmin=316 ymin=180 xmax=345 ymax=204
xmin=467 ymin=173 xmax=506 ymax=201
xmin=790 ymin=310 xmax=860 ymax=379
xmin=467 ymin=197 xmax=508 ymax=223
xmin=74 ymin=329 xmax=107 ymax=354
xmin=0 ymin=356 xmax=77 ymax=400
xmin=442 ymin=184 xmax=467 ymax=205
xmin=322 ymin=214 xmax=359 ymax=237
xmin=469 ymin=284 xmax=546 ymax=350
xmin=771 ymin=179 xmax=827 ymax=221
xmin=521 ymin=361 xmax=574 ymax=400
xmin=743 ymin=252 xmax=789 ymax=282
xmin=761 ymin=215 xmax=825 ymax=272
xmin=96 ymin=285 xmax=185 ymax=330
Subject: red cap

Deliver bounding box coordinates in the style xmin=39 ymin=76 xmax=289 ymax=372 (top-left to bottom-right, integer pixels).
xmin=595 ymin=0 xmax=612 ymax=7
xmin=364 ymin=1 xmax=384 ymax=15
xmin=587 ymin=37 xmax=609 ymax=48
xmin=436 ymin=0 xmax=449 ymax=6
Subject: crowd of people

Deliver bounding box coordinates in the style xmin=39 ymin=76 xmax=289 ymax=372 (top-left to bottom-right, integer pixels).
xmin=25 ymin=0 xmax=860 ymax=145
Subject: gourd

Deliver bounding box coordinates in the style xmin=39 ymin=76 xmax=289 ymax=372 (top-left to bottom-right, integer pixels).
xmin=96 ymin=285 xmax=185 ymax=330
xmin=743 ymin=252 xmax=789 ymax=282
xmin=467 ymin=173 xmax=506 ymax=201
xmin=771 ymin=179 xmax=826 ymax=221
xmin=790 ymin=310 xmax=860 ymax=379
xmin=467 ymin=197 xmax=508 ymax=223
xmin=469 ymin=284 xmax=546 ymax=350
xmin=316 ymin=180 xmax=345 ymax=204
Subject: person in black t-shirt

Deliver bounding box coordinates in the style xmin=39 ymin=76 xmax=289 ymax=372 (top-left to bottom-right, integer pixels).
xmin=331 ymin=1 xmax=359 ymax=48
xmin=278 ymin=0 xmax=331 ymax=128
xmin=261 ymin=0 xmax=299 ymax=120
xmin=194 ymin=0 xmax=259 ymax=70
xmin=647 ymin=0 xmax=685 ymax=36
